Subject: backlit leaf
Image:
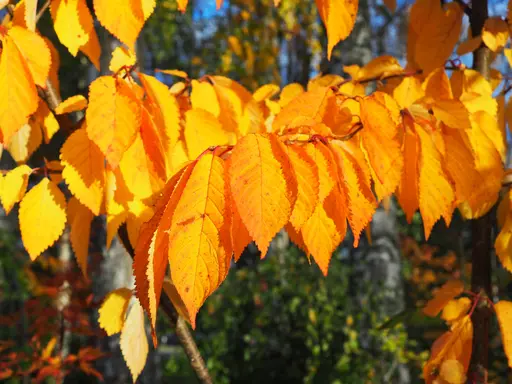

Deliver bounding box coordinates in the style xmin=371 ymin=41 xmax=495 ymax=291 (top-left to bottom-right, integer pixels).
xmin=19 ymin=178 xmax=67 ymax=260
xmin=86 ymin=76 xmax=140 ymax=168
xmin=7 ymin=122 xmax=42 ymax=164
xmin=121 ymin=299 xmax=148 ymax=383
xmin=61 ymin=127 xmax=105 ymax=215
xmin=315 ymin=0 xmax=358 ymax=59
xmin=0 ymin=34 xmax=38 ymax=144
xmin=1 ymin=165 xmax=32 ymax=215
xmin=423 ymin=279 xmax=464 ymax=317
xmin=184 ymin=109 xmax=232 ymax=159
xmin=109 ymin=46 xmax=136 ymax=73
xmin=229 ymin=134 xmax=296 ymax=256
xmin=55 ymin=95 xmax=88 ymax=115
xmin=99 ymin=287 xmax=132 ymax=335
xmin=68 ymin=197 xmax=93 ymax=276
xmin=495 ymin=300 xmax=512 ymax=367
xmin=482 ymin=17 xmax=509 ymax=52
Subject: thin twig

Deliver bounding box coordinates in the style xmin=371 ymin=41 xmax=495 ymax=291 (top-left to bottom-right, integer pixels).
xmin=36 ymin=0 xmax=51 ymax=23
xmin=117 ymin=224 xmax=213 ymax=384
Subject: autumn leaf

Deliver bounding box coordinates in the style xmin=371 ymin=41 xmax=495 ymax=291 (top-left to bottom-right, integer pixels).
xmin=168 ymin=153 xmax=232 ymax=326
xmin=1 ymin=165 xmax=32 ymax=215
xmin=184 ymin=109 xmax=232 ymax=159
xmin=495 ymin=300 xmax=512 ymax=367
xmin=51 ymin=0 xmax=101 ymax=68
xmin=423 ymin=279 xmax=464 ymax=317
xmin=482 ymin=17 xmax=509 ymax=52
xmin=93 ymin=0 xmax=155 ymax=48
xmin=98 ymin=287 xmax=132 ymax=336
xmin=133 ymin=165 xmax=192 ymax=342
xmin=86 ymin=76 xmax=140 ymax=168
xmin=0 ymin=32 xmax=39 ymax=144
xmin=7 ymin=122 xmax=42 ymax=164
xmin=68 ymin=197 xmax=93 ymax=276
xmin=229 ymin=134 xmax=297 ymax=256
xmin=55 ymin=95 xmax=88 ymax=115
xmin=60 ymin=127 xmax=105 ymax=215
xmin=315 ymin=0 xmax=358 ymax=59
xmin=19 ymin=178 xmax=67 ymax=260
xmin=120 ymin=298 xmax=149 ymax=383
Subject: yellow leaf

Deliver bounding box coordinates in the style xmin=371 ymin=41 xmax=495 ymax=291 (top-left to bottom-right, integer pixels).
xmin=482 ymin=17 xmax=509 ymax=52
xmin=55 ymin=95 xmax=88 ymax=115
xmin=86 ymin=76 xmax=140 ymax=168
xmin=67 ymin=197 xmax=93 ymax=276
xmin=156 ymin=68 xmax=189 ymax=79
xmin=279 ymin=83 xmax=304 ymax=107
xmin=0 ymin=33 xmax=38 ymax=144
xmin=7 ymin=122 xmax=42 ymax=164
xmin=168 ymin=154 xmax=232 ymax=326
xmin=495 ymin=300 xmax=512 ymax=367
xmin=119 ymin=133 xmax=164 ymax=199
xmin=505 ymin=48 xmax=512 ymax=67
xmin=456 ymin=36 xmax=483 ymax=56
xmin=76 ymin=0 xmax=101 ymax=69
xmin=126 ymin=199 xmax=154 ymax=250
xmin=416 ymin=125 xmax=455 ymax=238
xmin=432 ymin=99 xmax=471 ymax=130
xmin=227 ymin=35 xmax=243 ymax=56
xmin=392 ymin=77 xmax=424 ymax=109
xmin=19 ymin=178 xmax=67 ymax=259
xmin=8 ymin=26 xmax=51 ymax=87
xmin=184 ymin=109 xmax=231 ymax=159
xmin=98 ymin=287 xmax=132 ymax=335
xmin=60 ymin=127 xmax=105 ymax=215
xmin=109 ymin=46 xmax=136 ymax=73
xmin=177 ymin=0 xmax=188 ymax=12
xmin=423 ymin=68 xmax=453 ymax=100
xmin=229 ymin=134 xmax=296 ymax=256
xmin=315 ymin=0 xmax=358 ymax=59
xmin=286 ymin=144 xmax=319 ymax=231
xmin=51 ymin=0 xmax=89 ymax=56
xmin=360 ymin=94 xmax=403 ymax=200
xmin=441 ymin=297 xmax=471 ymax=325
xmin=34 ymin=100 xmax=59 ymax=143
xmin=253 ymin=84 xmax=280 ymax=102
xmin=439 ymin=359 xmax=467 ymax=384
xmin=190 ymin=79 xmax=220 ymax=116
xmin=423 ymin=279 xmax=464 ymax=317
xmin=25 ymin=0 xmax=37 ymax=31
xmin=357 ymin=55 xmax=402 ymax=82
xmin=120 ymin=299 xmax=148 ymax=383
xmin=139 ymin=74 xmax=181 ymax=161
xmin=1 ymin=165 xmax=32 ymax=215
xmin=44 ymin=37 xmax=62 ymax=99
xmin=93 ymin=0 xmax=152 ymax=48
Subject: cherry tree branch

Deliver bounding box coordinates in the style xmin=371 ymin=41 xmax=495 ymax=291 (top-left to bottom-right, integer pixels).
xmin=117 ymin=224 xmax=213 ymax=384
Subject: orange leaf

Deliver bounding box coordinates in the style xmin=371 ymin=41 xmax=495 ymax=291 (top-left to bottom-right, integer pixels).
xmin=359 ymin=94 xmax=403 ymax=200
xmin=1 ymin=165 xmax=32 ymax=215
xmin=441 ymin=297 xmax=471 ymax=325
xmin=285 ymin=144 xmax=319 ymax=231
xmin=162 ymin=278 xmax=192 ymax=324
xmin=423 ymin=279 xmax=464 ymax=317
xmin=98 ymin=287 xmax=132 ymax=335
xmin=68 ymin=197 xmax=93 ymax=276
xmin=60 ymin=127 xmax=105 ymax=215
xmin=0 ymin=33 xmax=38 ymax=144
xmin=109 ymin=46 xmax=136 ymax=73
xmin=397 ymin=121 xmax=420 ymax=223
xmin=482 ymin=17 xmax=509 ymax=52
xmin=229 ymin=134 xmax=297 ymax=256
xmin=24 ymin=0 xmax=37 ymax=31
xmin=315 ymin=0 xmax=358 ymax=59
xmin=7 ymin=122 xmax=42 ymax=164
xmin=133 ymin=165 xmax=192 ymax=342
xmin=86 ymin=76 xmax=140 ymax=168
xmin=416 ymin=125 xmax=455 ymax=239
xmin=168 ymin=153 xmax=232 ymax=326
xmin=495 ymin=300 xmax=512 ymax=367
xmin=19 ymin=178 xmax=67 ymax=260
xmin=120 ymin=299 xmax=148 ymax=383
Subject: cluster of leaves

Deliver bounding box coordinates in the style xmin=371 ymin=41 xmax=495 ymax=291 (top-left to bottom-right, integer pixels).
xmin=0 ymin=255 xmax=105 ymax=382
xmin=1 ymin=0 xmax=512 ymax=382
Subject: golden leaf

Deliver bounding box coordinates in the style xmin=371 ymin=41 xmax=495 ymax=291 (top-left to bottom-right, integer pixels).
xmin=423 ymin=280 xmax=464 ymax=317
xmin=19 ymin=178 xmax=67 ymax=260
xmin=1 ymin=165 xmax=32 ymax=215
xmin=67 ymin=197 xmax=93 ymax=276
xmin=98 ymin=287 xmax=132 ymax=335
xmin=55 ymin=95 xmax=88 ymax=115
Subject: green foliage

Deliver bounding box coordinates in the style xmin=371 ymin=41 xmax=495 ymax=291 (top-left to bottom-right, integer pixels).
xmin=164 ymin=240 xmax=421 ymax=383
